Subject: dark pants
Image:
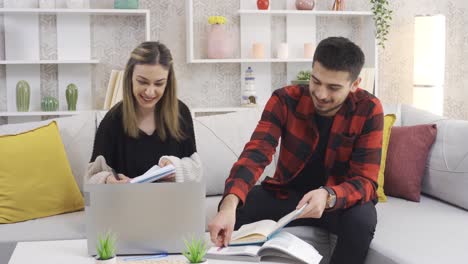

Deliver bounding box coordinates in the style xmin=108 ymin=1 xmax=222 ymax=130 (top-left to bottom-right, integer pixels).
xmin=235 ymin=185 xmax=377 ymax=264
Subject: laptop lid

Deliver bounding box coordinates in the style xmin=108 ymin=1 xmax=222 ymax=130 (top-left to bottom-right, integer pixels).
xmin=84 ymin=181 xmax=205 ymax=255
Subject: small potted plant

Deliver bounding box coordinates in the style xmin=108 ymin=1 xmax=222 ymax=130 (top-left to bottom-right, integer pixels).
xmin=291 ymin=70 xmax=311 ymax=86
xmin=182 ymin=236 xmax=207 ymax=264
xmin=95 ymin=232 xmax=117 ymax=264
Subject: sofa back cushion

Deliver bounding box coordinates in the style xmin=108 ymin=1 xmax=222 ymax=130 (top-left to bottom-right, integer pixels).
xmin=194 ymin=109 xmax=278 ymax=196
xmin=0 ymin=122 xmax=84 ymax=223
xmin=401 ymin=105 xmax=468 ymax=210
xmin=0 ymin=112 xmax=96 ymax=192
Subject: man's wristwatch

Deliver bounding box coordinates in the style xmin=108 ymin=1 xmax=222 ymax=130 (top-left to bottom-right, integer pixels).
xmin=320 ymin=186 xmax=336 ymax=209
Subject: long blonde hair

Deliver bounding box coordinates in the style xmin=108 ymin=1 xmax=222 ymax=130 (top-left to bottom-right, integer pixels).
xmin=121 ymin=41 xmax=184 ymax=141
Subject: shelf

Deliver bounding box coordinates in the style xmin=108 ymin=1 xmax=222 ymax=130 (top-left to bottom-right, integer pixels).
xmin=0 ymin=60 xmax=99 ymax=65
xmin=238 ymin=10 xmax=373 ymax=16
xmin=0 ymin=111 xmax=86 ymax=117
xmin=190 ymin=58 xmax=313 ymax=64
xmin=0 ymin=8 xmax=150 ymax=15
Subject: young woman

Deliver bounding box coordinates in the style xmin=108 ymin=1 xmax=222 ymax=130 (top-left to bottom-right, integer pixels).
xmin=85 ymin=41 xmax=201 ymax=184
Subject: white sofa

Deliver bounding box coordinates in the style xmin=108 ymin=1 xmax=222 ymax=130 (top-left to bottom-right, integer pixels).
xmin=1 ymin=104 xmax=468 ymax=263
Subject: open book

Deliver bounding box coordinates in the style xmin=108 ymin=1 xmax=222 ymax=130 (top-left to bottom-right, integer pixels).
xmin=129 ymin=164 xmax=176 ymax=183
xmin=229 ymin=204 xmax=307 ymax=246
xmin=207 ymin=231 xmax=322 ymax=264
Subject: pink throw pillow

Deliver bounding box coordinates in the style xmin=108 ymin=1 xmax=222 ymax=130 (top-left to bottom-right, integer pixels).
xmin=384 ymin=124 xmax=437 ymax=202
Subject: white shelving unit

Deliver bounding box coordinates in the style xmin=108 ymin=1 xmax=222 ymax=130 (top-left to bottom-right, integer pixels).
xmin=0 ymin=7 xmax=150 ymax=123
xmin=0 ymin=60 xmax=100 ymax=64
xmin=186 ymin=0 xmax=378 ymax=106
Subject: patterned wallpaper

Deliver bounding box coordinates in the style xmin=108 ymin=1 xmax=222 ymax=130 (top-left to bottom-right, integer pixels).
xmin=0 ymin=0 xmax=467 ymax=120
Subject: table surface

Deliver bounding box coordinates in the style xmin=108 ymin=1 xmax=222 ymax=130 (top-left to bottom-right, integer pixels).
xmin=6 ymin=239 xmax=297 ymax=264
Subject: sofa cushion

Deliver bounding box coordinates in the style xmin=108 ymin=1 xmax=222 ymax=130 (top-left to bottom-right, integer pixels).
xmin=382 ymin=104 xmax=401 ymax=126
xmin=0 ymin=112 xmax=96 ymax=192
xmin=422 ymin=119 xmax=468 ymax=210
xmin=194 ymin=109 xmax=278 ymax=196
xmin=0 ymin=122 xmax=84 ymax=223
xmin=384 ymin=124 xmax=437 ymax=201
xmin=377 ymin=114 xmax=396 ymax=202
xmin=0 ymin=211 xmax=85 ymax=242
xmin=372 ymin=196 xmax=468 ymax=264
xmin=400 ymin=105 xmax=468 ymax=210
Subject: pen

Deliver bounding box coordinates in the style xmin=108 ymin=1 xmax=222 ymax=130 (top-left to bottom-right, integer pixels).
xmin=122 ymin=253 xmax=168 ymax=261
xmin=111 ymin=168 xmax=121 ymax=181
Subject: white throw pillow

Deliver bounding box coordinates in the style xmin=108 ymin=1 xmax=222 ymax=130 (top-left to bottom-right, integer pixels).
xmin=194 ymin=108 xmax=278 ymax=196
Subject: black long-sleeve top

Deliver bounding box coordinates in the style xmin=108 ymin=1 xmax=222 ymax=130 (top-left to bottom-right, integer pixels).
xmin=90 ymin=100 xmax=196 ymax=178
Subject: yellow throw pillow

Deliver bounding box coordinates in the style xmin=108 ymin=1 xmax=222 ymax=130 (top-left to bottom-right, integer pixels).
xmin=0 ymin=121 xmax=84 ymax=223
xmin=377 ymin=114 xmax=397 ymax=202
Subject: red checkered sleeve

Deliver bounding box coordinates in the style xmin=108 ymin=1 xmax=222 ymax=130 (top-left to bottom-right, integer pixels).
xmin=222 ymin=92 xmax=286 ymax=206
xmin=331 ymin=98 xmax=384 ymax=209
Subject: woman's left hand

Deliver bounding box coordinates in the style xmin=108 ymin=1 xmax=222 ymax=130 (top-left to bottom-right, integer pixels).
xmin=158 ymin=159 xmax=176 ymax=182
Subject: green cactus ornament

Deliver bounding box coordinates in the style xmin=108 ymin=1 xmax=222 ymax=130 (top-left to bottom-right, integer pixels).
xmin=16 ymin=80 xmax=31 ymax=112
xmin=41 ymin=96 xmax=59 ymax=112
xmin=66 ymin=83 xmax=78 ymax=111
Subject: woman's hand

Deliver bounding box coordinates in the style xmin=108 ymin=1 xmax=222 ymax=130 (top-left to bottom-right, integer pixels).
xmin=158 ymin=159 xmax=176 ymax=182
xmin=105 ymin=173 xmax=131 ymax=184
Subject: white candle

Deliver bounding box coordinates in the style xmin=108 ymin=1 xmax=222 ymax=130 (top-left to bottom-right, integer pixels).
xmin=252 ymin=43 xmax=265 ymax=59
xmin=277 ymin=43 xmax=288 ymax=59
xmin=304 ymin=43 xmax=315 ymax=58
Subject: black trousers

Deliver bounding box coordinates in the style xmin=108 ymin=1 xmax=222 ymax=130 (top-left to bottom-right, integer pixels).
xmin=235 ymin=185 xmax=377 ymax=264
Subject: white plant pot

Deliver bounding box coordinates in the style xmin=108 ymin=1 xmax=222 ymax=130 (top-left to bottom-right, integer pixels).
xmin=95 ymin=256 xmax=117 ymax=264
xmin=39 ymin=0 xmax=56 ymax=8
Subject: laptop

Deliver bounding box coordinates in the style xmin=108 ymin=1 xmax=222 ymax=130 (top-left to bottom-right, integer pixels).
xmin=84 ymin=181 xmax=205 ymax=256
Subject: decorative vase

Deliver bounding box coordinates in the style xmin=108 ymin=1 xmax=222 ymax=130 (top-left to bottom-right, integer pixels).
xmin=256 ymin=0 xmax=269 ymax=10
xmin=66 ymin=83 xmax=78 ymax=111
xmin=114 ymin=0 xmax=139 ymax=9
xmin=207 ymin=24 xmax=232 ymax=59
xmin=41 ymin=96 xmax=59 ymax=112
xmin=16 ymin=80 xmax=30 ymax=112
xmin=332 ymin=0 xmax=345 ymax=11
xmin=295 ymin=0 xmax=315 ymax=10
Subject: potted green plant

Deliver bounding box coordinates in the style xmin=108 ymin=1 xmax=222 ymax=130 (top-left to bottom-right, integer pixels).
xmin=291 ymin=70 xmax=311 ymax=86
xmin=370 ymin=0 xmax=393 ymax=48
xmin=182 ymin=236 xmax=207 ymax=264
xmin=95 ymin=232 xmax=117 ymax=264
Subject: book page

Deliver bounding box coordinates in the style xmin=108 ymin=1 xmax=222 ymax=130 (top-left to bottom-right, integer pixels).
xmin=207 ymin=245 xmax=261 ymax=257
xmin=103 ymin=70 xmax=119 ymax=110
xmin=129 ymin=164 xmax=175 ymax=183
xmin=259 ymin=231 xmax=322 ymax=264
xmin=230 ymin=219 xmax=276 ymax=244
xmin=269 ymin=203 xmax=307 ymax=238
xmin=110 ymin=70 xmax=124 ymax=108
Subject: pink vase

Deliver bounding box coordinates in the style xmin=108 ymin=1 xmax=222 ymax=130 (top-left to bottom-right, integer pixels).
xmin=207 ymin=24 xmax=232 ymax=59
xmin=295 ymin=0 xmax=315 ymax=10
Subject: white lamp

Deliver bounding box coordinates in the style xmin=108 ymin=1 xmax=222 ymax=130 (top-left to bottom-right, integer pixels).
xmin=413 ymin=15 xmax=446 ymax=116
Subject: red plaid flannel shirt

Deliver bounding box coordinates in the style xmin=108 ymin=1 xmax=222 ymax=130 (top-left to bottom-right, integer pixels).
xmin=223 ymin=85 xmax=383 ymax=209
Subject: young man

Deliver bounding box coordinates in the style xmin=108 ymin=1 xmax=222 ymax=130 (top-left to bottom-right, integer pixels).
xmin=208 ymin=37 xmax=383 ymax=264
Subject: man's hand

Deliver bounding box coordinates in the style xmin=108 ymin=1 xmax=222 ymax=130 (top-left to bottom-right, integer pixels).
xmin=105 ymin=173 xmax=130 ymax=184
xmin=296 ymin=188 xmax=329 ymax=219
xmin=159 ymin=158 xmax=173 ymax=168
xmin=208 ymin=194 xmax=239 ymax=247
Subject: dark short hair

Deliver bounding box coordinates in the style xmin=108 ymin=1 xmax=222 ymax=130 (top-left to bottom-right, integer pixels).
xmin=313 ymin=37 xmax=365 ymax=81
